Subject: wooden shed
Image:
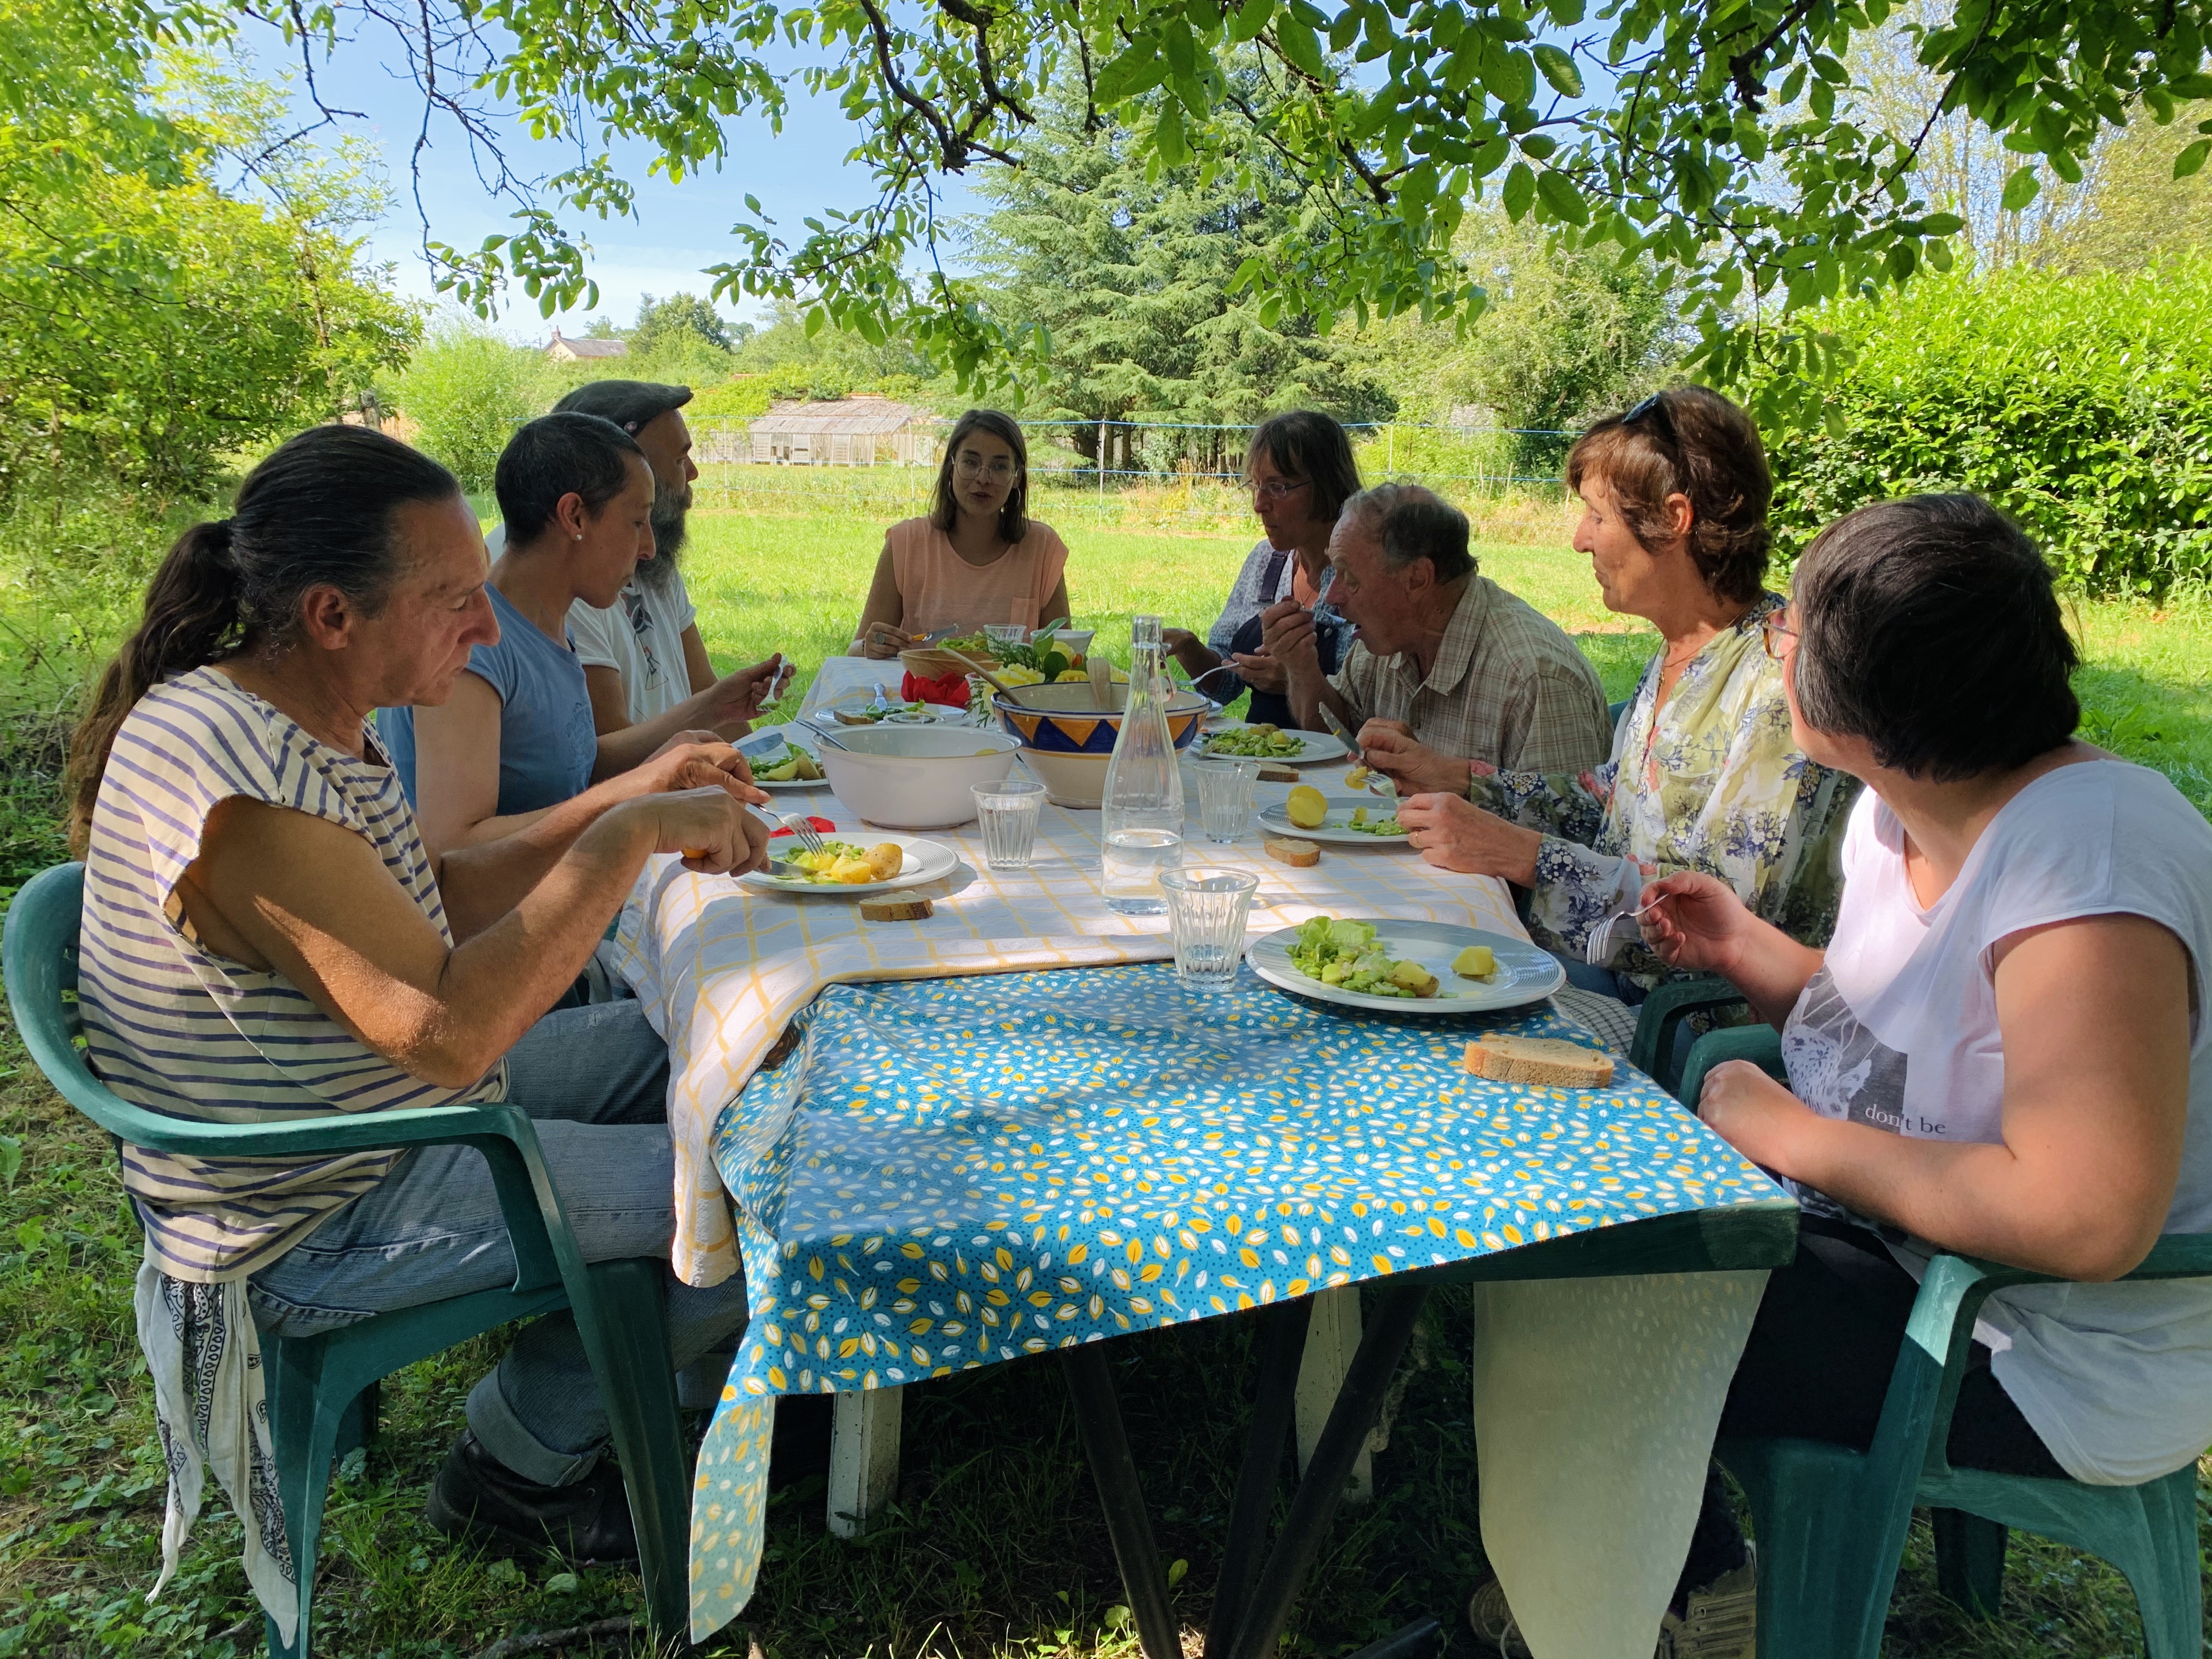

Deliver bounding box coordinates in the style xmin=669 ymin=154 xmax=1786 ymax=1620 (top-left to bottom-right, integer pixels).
xmin=746 ymin=395 xmax=939 ymax=466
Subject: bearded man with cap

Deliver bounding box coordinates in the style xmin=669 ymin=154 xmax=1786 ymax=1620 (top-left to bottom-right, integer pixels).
xmin=488 ymin=380 xmax=786 ymax=738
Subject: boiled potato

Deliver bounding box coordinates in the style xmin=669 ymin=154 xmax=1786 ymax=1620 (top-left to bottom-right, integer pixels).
xmin=1453 ymin=945 xmax=1498 ymax=980
xmin=1285 ymin=784 xmax=1327 ymax=830
xmin=794 ymin=751 xmax=823 ymax=780
xmin=862 ymin=842 xmax=904 ymax=881
xmin=830 ymin=856 xmax=878 ymax=884
xmin=1389 ymin=959 xmax=1438 ymax=995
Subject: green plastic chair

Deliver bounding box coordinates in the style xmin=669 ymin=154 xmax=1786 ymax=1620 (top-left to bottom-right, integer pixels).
xmin=2 ymin=864 xmax=692 ymax=1659
xmin=1663 ymin=1018 xmax=2212 ymax=1658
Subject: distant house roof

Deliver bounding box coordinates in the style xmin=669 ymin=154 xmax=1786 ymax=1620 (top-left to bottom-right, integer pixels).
xmin=748 ymin=396 xmax=936 ymax=437
xmin=545 ymin=328 xmax=628 ymax=360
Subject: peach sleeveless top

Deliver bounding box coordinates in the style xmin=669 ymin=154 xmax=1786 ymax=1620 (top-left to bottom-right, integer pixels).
xmin=885 ymin=518 xmax=1070 ymax=636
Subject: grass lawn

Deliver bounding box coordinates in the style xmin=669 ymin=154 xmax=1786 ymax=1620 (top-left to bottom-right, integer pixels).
xmin=0 ymin=501 xmax=2208 ymax=1657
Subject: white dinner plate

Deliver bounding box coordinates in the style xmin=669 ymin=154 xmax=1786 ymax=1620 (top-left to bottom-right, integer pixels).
xmin=1194 ymin=725 xmax=1349 ymax=764
xmin=1247 ymin=919 xmax=1565 ymax=1015
xmin=806 ymin=701 xmax=970 ymax=731
xmin=1255 ymin=792 xmax=1410 ymax=845
xmin=734 ymin=725 xmax=828 ymax=791
xmin=738 ymin=833 xmax=959 ymax=898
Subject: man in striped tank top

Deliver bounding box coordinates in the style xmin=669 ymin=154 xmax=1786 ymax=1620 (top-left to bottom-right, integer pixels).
xmin=66 ymin=426 xmax=774 ymax=1633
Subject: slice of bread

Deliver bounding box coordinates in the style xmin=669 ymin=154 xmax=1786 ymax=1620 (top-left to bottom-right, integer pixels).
xmin=858 ymin=896 xmax=934 ymax=922
xmin=1256 ymin=764 xmax=1300 ymax=784
xmin=1460 ymin=1034 xmax=1615 ymax=1088
xmin=1263 ymin=836 xmax=1321 ymax=868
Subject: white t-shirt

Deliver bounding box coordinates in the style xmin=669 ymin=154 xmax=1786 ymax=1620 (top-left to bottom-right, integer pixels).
xmin=1781 ymin=760 xmax=2212 ymax=1485
xmin=483 ymin=522 xmax=701 ymax=724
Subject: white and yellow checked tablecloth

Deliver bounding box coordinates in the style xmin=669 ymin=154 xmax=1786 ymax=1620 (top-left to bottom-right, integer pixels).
xmin=610 ymin=757 xmax=1526 ymax=1289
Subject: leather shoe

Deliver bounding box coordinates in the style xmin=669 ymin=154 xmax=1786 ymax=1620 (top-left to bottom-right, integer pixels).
xmin=425 ymin=1430 xmax=637 ymax=1562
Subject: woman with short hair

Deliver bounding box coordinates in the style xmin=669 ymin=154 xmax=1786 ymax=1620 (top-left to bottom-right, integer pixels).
xmin=1163 ymin=409 xmax=1361 ymax=726
xmin=1387 ymin=386 xmax=1857 ymax=1006
xmin=381 ymin=411 xmax=778 ymax=865
xmin=67 ymin=425 xmax=771 ymax=1578
xmin=1639 ymin=490 xmax=2212 ymax=1623
xmin=852 ymin=409 xmax=1073 ymax=666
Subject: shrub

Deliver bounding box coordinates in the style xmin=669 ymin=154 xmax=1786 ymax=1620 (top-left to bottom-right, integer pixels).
xmin=396 ymin=320 xmax=535 ymax=490
xmin=1758 ymin=264 xmax=2212 ymax=595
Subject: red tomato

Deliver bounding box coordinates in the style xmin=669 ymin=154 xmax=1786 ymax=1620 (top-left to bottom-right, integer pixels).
xmin=768 ymin=815 xmax=838 ymax=838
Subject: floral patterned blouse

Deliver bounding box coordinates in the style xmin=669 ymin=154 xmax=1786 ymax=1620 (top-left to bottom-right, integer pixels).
xmin=1467 ymin=594 xmax=1860 ymax=994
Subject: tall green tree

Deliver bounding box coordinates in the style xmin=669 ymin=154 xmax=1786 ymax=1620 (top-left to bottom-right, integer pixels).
xmin=633 ymin=292 xmax=735 ymax=354
xmin=0 ymin=19 xmax=415 ymax=496
xmin=291 ymin=0 xmax=2212 ymax=417
xmin=968 ymin=78 xmax=1392 ymax=472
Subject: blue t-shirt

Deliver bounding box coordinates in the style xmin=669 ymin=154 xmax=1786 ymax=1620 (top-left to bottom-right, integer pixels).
xmin=378 ymin=584 xmax=597 ymax=816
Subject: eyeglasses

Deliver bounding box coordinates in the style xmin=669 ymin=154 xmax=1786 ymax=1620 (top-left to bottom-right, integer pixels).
xmin=955 ymin=453 xmax=1017 ymax=481
xmin=1761 ymin=608 xmax=1798 ymax=660
xmin=1623 ymin=390 xmax=1679 ymax=450
xmin=1248 ymin=476 xmax=1310 ymax=505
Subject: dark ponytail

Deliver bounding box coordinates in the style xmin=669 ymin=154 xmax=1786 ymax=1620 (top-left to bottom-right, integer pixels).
xmin=68 ymin=425 xmax=460 ymax=851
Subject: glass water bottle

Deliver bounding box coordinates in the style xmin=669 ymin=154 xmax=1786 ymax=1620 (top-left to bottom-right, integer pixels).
xmin=1101 ymin=615 xmax=1185 ymax=915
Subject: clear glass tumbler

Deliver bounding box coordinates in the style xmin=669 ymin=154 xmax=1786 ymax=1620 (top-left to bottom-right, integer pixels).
xmin=1159 ymin=867 xmax=1260 ymax=988
xmin=983 ymin=623 xmax=1028 ymax=653
xmin=970 ymin=778 xmax=1046 ymax=870
xmin=1191 ymin=757 xmax=1260 ymax=843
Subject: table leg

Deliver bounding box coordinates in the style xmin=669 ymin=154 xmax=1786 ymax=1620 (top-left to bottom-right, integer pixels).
xmin=1203 ymin=1296 xmax=1314 ymax=1659
xmin=1295 ymin=1285 xmax=1373 ymax=1504
xmin=1062 ymin=1344 xmax=1181 ymax=1659
xmin=1223 ymin=1282 xmax=1432 ymax=1659
xmin=827 ymin=1385 xmax=902 ymax=1538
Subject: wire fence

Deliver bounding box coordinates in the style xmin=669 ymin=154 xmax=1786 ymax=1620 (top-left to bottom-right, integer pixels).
xmin=686 ymin=416 xmax=1576 ymax=531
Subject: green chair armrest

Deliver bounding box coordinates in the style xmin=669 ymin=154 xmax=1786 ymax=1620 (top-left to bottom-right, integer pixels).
xmin=1882 ymin=1233 xmax=2212 ymax=1484
xmin=1629 ymin=974 xmax=1748 ymax=1085
xmin=4 ymin=862 xmax=568 ymax=1296
xmin=1674 ymin=1025 xmax=1786 ymax=1109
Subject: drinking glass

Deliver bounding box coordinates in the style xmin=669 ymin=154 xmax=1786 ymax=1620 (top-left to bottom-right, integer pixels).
xmin=983 ymin=623 xmax=1028 ymax=653
xmin=970 ymin=778 xmax=1045 ymax=870
xmin=1159 ymin=868 xmax=1260 ymax=988
xmin=1191 ymin=757 xmax=1259 ymax=843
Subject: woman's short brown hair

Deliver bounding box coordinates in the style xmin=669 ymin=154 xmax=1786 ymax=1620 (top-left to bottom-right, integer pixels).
xmin=1566 ymin=386 xmax=1773 ymax=604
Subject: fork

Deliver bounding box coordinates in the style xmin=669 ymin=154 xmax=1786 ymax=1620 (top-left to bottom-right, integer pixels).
xmin=1318 ymin=704 xmax=1398 ymax=800
xmin=778 ymin=813 xmax=826 ymax=856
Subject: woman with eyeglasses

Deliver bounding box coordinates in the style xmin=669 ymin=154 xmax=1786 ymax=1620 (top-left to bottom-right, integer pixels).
xmin=852 ymin=409 xmax=1071 ymax=663
xmin=1387 ymin=386 xmax=1859 ymax=1021
xmin=1619 ymin=493 xmax=2212 ymax=1641
xmin=1161 ymin=410 xmax=1359 ymax=724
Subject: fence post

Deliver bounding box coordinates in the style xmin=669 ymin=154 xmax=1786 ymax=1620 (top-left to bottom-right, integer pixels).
xmin=1386 ymin=422 xmax=1395 ymax=476
xmin=1097 ymin=417 xmax=1108 ymax=519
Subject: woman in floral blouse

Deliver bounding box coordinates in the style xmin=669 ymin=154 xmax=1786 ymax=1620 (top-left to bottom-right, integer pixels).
xmin=1383 ymin=386 xmax=1859 ymax=1003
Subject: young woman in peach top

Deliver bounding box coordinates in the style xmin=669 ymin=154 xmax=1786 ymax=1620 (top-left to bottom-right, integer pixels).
xmin=852 ymin=409 xmax=1073 ymax=659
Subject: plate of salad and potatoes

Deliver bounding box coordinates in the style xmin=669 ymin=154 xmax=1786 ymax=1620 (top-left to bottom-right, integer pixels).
xmin=1246 ymin=916 xmax=1565 ymax=1015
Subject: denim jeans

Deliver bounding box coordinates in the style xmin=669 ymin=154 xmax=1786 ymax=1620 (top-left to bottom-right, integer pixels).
xmin=246 ymin=1000 xmax=749 ymax=1486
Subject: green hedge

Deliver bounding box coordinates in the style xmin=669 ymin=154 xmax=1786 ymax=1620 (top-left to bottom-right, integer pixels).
xmin=1760 ymin=264 xmax=2212 ymax=595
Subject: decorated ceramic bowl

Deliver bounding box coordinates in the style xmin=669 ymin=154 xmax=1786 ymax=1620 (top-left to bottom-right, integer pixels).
xmin=991 ymin=684 xmax=1210 ymax=756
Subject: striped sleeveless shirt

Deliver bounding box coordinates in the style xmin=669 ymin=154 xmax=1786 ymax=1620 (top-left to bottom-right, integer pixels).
xmin=78 ymin=667 xmax=507 ymax=1283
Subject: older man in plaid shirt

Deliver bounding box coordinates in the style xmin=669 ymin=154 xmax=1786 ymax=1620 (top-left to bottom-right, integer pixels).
xmin=1263 ymin=482 xmax=1612 ymax=780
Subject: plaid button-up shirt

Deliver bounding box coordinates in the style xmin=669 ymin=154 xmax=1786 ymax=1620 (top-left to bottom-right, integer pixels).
xmin=1330 ymin=574 xmax=1613 ymax=774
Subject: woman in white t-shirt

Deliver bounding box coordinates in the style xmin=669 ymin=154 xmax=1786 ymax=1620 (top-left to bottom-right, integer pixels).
xmin=1634 ymin=493 xmax=2212 ymax=1620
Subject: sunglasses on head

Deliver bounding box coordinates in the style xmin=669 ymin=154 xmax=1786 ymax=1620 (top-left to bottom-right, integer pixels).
xmin=1623 ymin=391 xmax=1678 ymax=448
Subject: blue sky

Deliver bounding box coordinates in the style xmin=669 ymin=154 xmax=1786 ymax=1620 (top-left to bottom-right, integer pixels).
xmin=240 ymin=17 xmax=983 ymax=340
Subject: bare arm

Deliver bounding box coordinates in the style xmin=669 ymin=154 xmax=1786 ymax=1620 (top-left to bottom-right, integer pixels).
xmin=679 ymin=622 xmax=718 ymax=695
xmin=853 ymin=543 xmax=910 ymax=657
xmin=407 ymin=671 xmax=769 ymax=936
xmin=1638 ymin=870 xmax=1825 ymax=1026
xmin=584 ymin=665 xmax=631 ymax=736
xmin=176 ymin=788 xmax=768 ymax=1090
xmin=1697 ymin=915 xmax=2193 ymax=1282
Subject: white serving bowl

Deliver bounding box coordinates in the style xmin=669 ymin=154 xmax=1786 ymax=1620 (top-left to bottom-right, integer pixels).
xmin=817 ymin=725 xmax=1021 ymax=828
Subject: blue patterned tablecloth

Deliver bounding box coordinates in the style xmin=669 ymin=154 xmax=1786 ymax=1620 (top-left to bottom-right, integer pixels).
xmin=687 ymin=960 xmax=1785 ymax=1637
